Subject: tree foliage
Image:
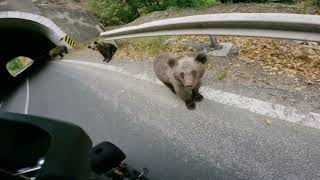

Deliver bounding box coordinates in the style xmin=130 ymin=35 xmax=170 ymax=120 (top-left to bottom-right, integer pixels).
xmin=312 ymin=0 xmax=320 ymax=7
xmin=92 ymin=0 xmax=311 ymax=26
xmin=90 ymin=0 xmax=216 ymax=25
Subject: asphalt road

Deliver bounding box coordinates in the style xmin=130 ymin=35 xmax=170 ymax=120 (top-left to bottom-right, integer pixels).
xmin=2 ymin=61 xmax=320 ymax=180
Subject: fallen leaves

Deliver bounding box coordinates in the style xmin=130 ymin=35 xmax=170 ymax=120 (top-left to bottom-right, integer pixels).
xmin=115 ymin=35 xmax=320 ymax=86
xmin=219 ymin=37 xmax=320 ymax=84
xmin=265 ymin=119 xmax=272 ymax=125
xmin=206 ymin=63 xmax=213 ymax=70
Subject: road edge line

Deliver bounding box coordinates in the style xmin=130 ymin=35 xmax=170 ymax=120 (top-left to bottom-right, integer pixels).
xmin=24 ymin=78 xmax=29 ymax=114
xmin=61 ymin=60 xmax=320 ymax=129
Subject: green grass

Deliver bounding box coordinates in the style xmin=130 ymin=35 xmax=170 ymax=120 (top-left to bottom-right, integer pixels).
xmin=121 ymin=36 xmax=169 ymax=57
xmin=91 ymin=0 xmax=218 ymax=26
xmin=217 ymin=69 xmax=228 ymax=80
xmin=149 ymin=37 xmax=168 ymax=56
xmin=115 ymin=35 xmax=209 ymax=59
xmin=204 ymin=0 xmax=217 ymax=7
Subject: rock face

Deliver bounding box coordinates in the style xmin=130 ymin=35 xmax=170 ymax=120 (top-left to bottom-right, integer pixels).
xmin=0 ymin=0 xmax=90 ymax=12
xmin=0 ymin=0 xmax=7 ymax=5
xmin=0 ymin=0 xmax=8 ymax=10
xmin=0 ymin=0 xmax=41 ymax=14
xmin=0 ymin=0 xmax=101 ymax=43
xmin=32 ymin=0 xmax=90 ymax=10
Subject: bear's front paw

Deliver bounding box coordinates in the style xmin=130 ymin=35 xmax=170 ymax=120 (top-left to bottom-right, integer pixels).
xmin=194 ymin=94 xmax=204 ymax=102
xmin=186 ymin=102 xmax=196 ymax=110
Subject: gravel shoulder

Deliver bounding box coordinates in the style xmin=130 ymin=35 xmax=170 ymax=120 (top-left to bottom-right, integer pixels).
xmin=64 ymin=45 xmax=320 ymax=114
xmin=65 ymin=2 xmax=320 ymax=113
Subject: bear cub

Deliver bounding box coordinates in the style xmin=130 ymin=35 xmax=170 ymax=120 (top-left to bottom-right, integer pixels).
xmin=49 ymin=45 xmax=68 ymax=59
xmin=88 ymin=41 xmax=117 ymax=63
xmin=153 ymin=52 xmax=207 ymax=110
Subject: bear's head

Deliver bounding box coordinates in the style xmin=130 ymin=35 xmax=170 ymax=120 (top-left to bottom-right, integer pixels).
xmin=88 ymin=41 xmax=100 ymax=50
xmin=59 ymin=45 xmax=68 ymax=54
xmin=168 ymin=53 xmax=207 ymax=89
xmin=88 ymin=41 xmax=117 ymax=54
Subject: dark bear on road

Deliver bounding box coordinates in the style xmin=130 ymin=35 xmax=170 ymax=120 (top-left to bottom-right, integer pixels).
xmin=49 ymin=45 xmax=68 ymax=59
xmin=153 ymin=52 xmax=207 ymax=110
xmin=88 ymin=41 xmax=117 ymax=63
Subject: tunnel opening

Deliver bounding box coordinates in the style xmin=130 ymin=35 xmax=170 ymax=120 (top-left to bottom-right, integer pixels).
xmin=0 ymin=27 xmax=56 ymax=62
xmin=0 ymin=17 xmax=61 ymax=101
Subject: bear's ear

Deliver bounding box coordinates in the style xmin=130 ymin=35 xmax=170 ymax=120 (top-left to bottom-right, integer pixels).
xmin=168 ymin=57 xmax=177 ymax=68
xmin=94 ymin=41 xmax=98 ymax=45
xmin=88 ymin=46 xmax=91 ymax=49
xmin=195 ymin=52 xmax=207 ymax=64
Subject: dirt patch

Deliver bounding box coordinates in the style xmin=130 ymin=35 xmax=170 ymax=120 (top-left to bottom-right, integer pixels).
xmin=115 ymin=35 xmax=320 ymax=85
xmin=219 ymin=37 xmax=320 ymax=85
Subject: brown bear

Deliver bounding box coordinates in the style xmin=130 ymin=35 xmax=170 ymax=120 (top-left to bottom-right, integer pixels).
xmin=88 ymin=41 xmax=117 ymax=63
xmin=153 ymin=52 xmax=207 ymax=110
xmin=48 ymin=45 xmax=68 ymax=59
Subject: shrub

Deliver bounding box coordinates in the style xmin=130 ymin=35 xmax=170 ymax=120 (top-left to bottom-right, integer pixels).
xmin=90 ymin=0 xmax=217 ymax=26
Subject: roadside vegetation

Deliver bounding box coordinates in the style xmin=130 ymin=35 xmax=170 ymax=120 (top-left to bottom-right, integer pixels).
xmin=114 ymin=35 xmax=320 ymax=85
xmin=90 ymin=0 xmax=319 ymax=26
xmin=90 ymin=0 xmax=217 ymax=26
xmin=86 ymin=0 xmax=320 ymax=89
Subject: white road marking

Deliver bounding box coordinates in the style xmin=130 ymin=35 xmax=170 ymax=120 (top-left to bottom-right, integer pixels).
xmin=61 ymin=60 xmax=320 ymax=129
xmin=200 ymin=87 xmax=319 ymax=127
xmin=24 ymin=78 xmax=29 ymax=114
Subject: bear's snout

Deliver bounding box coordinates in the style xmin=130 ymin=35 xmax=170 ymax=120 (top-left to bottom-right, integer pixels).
xmin=185 ymin=83 xmax=194 ymax=90
xmin=184 ymin=76 xmax=194 ymax=89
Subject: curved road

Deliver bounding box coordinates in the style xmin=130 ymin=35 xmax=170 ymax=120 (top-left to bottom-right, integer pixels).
xmin=2 ymin=60 xmax=320 ymax=180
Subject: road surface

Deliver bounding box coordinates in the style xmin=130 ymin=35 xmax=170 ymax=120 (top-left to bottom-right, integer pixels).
xmin=2 ymin=60 xmax=320 ymax=180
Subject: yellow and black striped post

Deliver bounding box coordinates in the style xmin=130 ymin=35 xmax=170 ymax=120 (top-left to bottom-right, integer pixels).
xmin=63 ymin=35 xmax=77 ymax=48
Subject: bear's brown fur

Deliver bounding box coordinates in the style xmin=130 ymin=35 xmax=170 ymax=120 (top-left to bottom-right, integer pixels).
xmin=49 ymin=45 xmax=68 ymax=59
xmin=88 ymin=41 xmax=117 ymax=63
xmin=153 ymin=52 xmax=207 ymax=110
